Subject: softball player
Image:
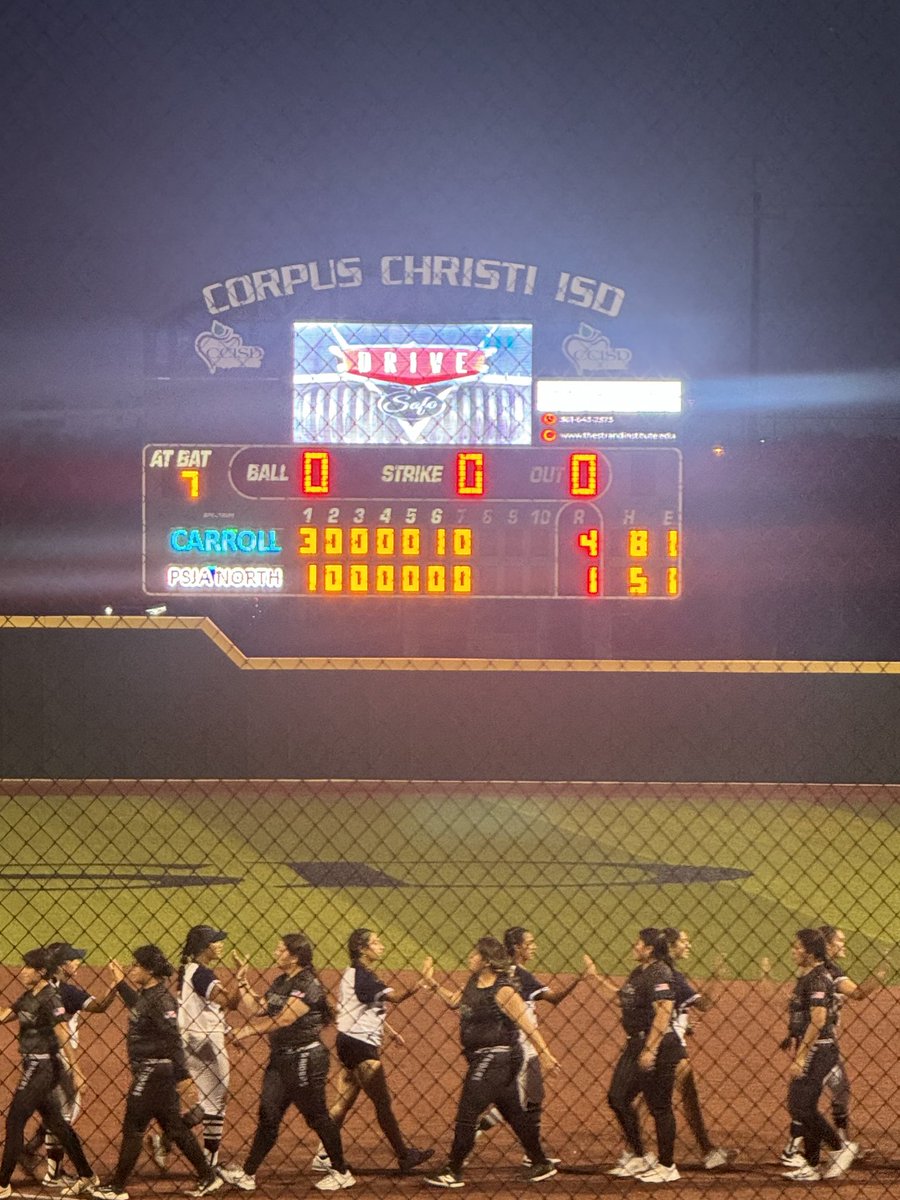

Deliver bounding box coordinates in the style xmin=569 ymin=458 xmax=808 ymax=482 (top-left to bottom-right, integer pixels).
xmin=177 ymin=925 xmax=246 ymax=1168
xmin=782 ymin=929 xmax=851 ymax=1181
xmin=219 ymin=933 xmax=353 ymax=1193
xmin=781 ymin=924 xmax=887 ymax=1170
xmin=662 ymin=928 xmax=731 ymax=1169
xmin=27 ymin=942 xmax=121 ymax=1186
xmin=310 ymin=929 xmax=432 ymax=1175
xmin=468 ymin=926 xmax=595 ymax=1167
xmin=91 ymin=945 xmax=221 ymax=1200
xmin=607 ymin=927 xmax=685 ymax=1184
xmin=421 ymin=936 xmax=559 ymax=1189
xmin=0 ymin=948 xmax=96 ymax=1199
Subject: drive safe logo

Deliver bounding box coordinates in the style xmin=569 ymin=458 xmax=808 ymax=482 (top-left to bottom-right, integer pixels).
xmin=332 ymin=339 xmax=491 ymax=441
xmin=292 ymin=322 xmax=533 ymax=445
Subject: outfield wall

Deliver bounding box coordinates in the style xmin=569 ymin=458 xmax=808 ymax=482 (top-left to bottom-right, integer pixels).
xmin=1 ymin=619 xmax=898 ymax=782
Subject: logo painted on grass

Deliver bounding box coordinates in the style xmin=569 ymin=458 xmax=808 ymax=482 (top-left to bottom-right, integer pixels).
xmin=0 ymin=864 xmax=242 ymax=890
xmin=280 ymin=860 xmax=752 ymax=888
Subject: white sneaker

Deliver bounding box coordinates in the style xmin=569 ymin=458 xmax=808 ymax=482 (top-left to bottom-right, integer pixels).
xmin=609 ymin=1154 xmax=656 ymax=1177
xmin=822 ymin=1142 xmax=858 ymax=1179
xmin=217 ymin=1167 xmax=256 ymax=1192
xmin=638 ymin=1164 xmax=680 ymax=1184
xmin=187 ymin=1177 xmax=224 ymax=1198
xmin=310 ymin=1150 xmax=332 ymax=1174
xmin=315 ymin=1170 xmax=355 ymax=1192
xmin=60 ymin=1180 xmax=99 ymax=1197
xmin=784 ymin=1165 xmax=821 ymax=1181
xmin=703 ymin=1148 xmax=731 ymax=1170
xmin=781 ymin=1151 xmax=808 ymax=1169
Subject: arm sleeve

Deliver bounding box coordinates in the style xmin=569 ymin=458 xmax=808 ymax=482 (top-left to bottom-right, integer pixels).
xmin=516 ymin=969 xmax=549 ymax=1002
xmin=116 ymin=981 xmax=139 ymax=1009
xmin=61 ymin=982 xmax=93 ymax=1014
xmin=192 ymin=965 xmax=218 ymax=1000
xmin=41 ymin=990 xmax=69 ymax=1025
xmin=354 ymin=967 xmax=391 ymax=1005
xmin=649 ymin=963 xmax=675 ymax=1004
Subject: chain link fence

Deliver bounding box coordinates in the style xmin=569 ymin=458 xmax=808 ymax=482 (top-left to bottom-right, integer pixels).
xmin=1 ymin=622 xmax=899 ymax=1199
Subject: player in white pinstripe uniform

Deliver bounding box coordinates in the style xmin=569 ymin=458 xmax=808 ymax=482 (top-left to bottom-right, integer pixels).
xmin=310 ymin=929 xmax=432 ymax=1175
xmin=176 ymin=926 xmax=247 ymax=1169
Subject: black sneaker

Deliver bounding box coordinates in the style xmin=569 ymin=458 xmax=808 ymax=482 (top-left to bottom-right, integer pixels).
xmin=525 ymin=1161 xmax=558 ymax=1183
xmin=398 ymin=1148 xmax=435 ymax=1174
xmin=424 ymin=1169 xmax=464 ymax=1189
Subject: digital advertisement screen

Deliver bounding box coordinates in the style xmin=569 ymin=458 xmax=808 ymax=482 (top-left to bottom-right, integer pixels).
xmin=291 ymin=321 xmax=533 ymax=446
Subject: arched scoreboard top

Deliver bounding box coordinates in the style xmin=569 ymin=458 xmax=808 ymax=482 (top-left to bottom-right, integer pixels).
xmin=143 ymin=321 xmax=682 ymax=601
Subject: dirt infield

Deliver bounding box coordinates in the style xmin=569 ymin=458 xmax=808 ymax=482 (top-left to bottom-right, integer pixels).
xmin=1 ymin=970 xmax=897 ymax=1199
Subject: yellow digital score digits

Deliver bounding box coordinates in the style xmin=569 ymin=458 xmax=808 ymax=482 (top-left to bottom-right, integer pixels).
xmin=178 ymin=468 xmax=201 ymax=500
xmin=298 ymin=526 xmax=474 ymax=594
xmin=624 ymin=527 xmax=680 ymax=596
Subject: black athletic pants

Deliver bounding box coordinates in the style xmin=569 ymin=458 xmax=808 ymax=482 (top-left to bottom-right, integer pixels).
xmin=0 ymin=1056 xmax=92 ymax=1186
xmin=787 ymin=1041 xmax=842 ymax=1167
xmin=244 ymin=1044 xmax=346 ymax=1176
xmin=607 ymin=1033 xmax=684 ymax=1168
xmin=448 ymin=1047 xmax=545 ymax=1174
xmin=111 ymin=1060 xmax=209 ymax=1189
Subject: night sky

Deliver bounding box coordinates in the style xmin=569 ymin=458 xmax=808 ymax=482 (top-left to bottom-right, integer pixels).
xmin=2 ymin=0 xmax=898 ymax=405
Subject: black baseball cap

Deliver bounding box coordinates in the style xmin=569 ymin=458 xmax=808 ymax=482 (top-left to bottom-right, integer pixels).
xmin=187 ymin=925 xmax=228 ymax=952
xmin=47 ymin=941 xmax=87 ymax=965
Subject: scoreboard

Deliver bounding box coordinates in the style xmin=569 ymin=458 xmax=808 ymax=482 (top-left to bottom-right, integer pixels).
xmin=143 ymin=444 xmax=681 ymax=599
xmin=142 ymin=320 xmax=683 ymax=603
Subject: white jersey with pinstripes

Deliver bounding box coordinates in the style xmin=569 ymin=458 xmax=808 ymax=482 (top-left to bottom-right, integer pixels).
xmin=178 ymin=961 xmax=227 ymax=1039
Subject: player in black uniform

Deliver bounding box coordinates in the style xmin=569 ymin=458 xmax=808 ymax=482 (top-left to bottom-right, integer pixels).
xmin=21 ymin=942 xmax=121 ymax=1186
xmin=782 ymin=929 xmax=852 ymax=1182
xmin=90 ymin=945 xmax=221 ymax=1200
xmin=218 ymin=933 xmax=353 ymax=1194
xmin=0 ymin=948 xmax=96 ymax=1199
xmin=781 ymin=924 xmax=887 ymax=1172
xmin=661 ymin=928 xmax=731 ymax=1170
xmin=421 ymin=935 xmax=560 ymax=1189
xmin=606 ymin=927 xmax=685 ymax=1184
xmin=310 ymin=929 xmax=432 ymax=1176
xmin=467 ymin=927 xmax=596 ymax=1168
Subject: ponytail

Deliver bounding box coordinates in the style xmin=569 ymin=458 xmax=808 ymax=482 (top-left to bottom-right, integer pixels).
xmin=639 ymin=927 xmax=674 ymax=969
xmin=282 ymin=931 xmax=336 ymax=1026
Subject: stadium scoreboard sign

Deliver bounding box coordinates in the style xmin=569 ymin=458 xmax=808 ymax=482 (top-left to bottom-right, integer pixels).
xmin=143 ymin=321 xmax=683 ymax=601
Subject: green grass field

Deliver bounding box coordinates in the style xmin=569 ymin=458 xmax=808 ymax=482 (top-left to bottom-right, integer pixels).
xmin=1 ymin=780 xmax=898 ymax=981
